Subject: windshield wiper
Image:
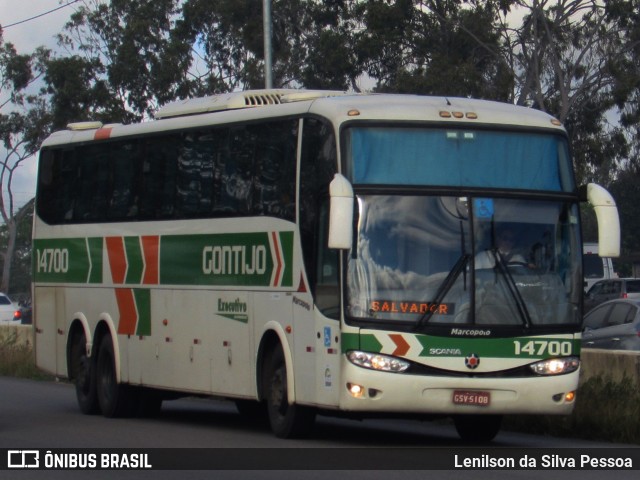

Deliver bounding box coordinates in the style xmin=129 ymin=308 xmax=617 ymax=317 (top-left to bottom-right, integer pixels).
xmin=414 ymin=254 xmax=470 ymax=331
xmin=491 ymin=249 xmax=532 ymax=329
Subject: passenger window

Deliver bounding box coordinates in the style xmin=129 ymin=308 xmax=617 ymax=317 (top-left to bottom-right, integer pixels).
xmin=626 ymin=281 xmax=640 ymax=294
xmin=625 ymin=306 xmax=637 ymax=324
xmin=608 ymin=303 xmax=632 ymax=326
xmin=588 ymin=283 xmax=603 ymax=296
xmin=583 ymin=305 xmax=611 ymax=330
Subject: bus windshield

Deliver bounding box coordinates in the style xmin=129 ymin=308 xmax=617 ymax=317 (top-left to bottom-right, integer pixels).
xmin=345 ymin=127 xmax=575 ymax=191
xmin=346 ymin=195 xmax=582 ymax=329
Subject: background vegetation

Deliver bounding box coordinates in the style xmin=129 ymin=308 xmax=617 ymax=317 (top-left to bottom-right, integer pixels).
xmin=2 ymin=0 xmax=640 ymax=290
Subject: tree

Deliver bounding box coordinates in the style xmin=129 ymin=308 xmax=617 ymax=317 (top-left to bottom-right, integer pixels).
xmin=355 ymin=0 xmax=515 ymax=98
xmin=0 ymin=29 xmax=50 ymax=293
xmin=499 ymin=0 xmax=640 ymax=185
xmin=0 ymin=198 xmax=33 ymax=295
xmin=54 ymin=0 xmax=189 ymax=122
xmin=608 ymin=168 xmax=640 ymax=274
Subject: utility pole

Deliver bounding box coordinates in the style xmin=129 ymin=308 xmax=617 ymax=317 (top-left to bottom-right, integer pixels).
xmin=263 ymin=0 xmax=273 ymax=89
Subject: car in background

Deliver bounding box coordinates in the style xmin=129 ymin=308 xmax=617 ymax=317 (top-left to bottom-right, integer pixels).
xmin=0 ymin=292 xmax=22 ymax=325
xmin=582 ymin=299 xmax=640 ymax=351
xmin=584 ymin=278 xmax=640 ymax=312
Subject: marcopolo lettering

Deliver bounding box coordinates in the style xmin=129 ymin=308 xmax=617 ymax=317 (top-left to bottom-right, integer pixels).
xmin=202 ymin=245 xmax=267 ymax=276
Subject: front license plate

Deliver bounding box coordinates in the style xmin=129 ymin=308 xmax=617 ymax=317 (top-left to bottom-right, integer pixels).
xmin=453 ymin=390 xmax=491 ymax=406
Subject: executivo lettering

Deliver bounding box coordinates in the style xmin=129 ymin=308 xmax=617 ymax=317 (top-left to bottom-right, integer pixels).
xmin=218 ymin=298 xmax=247 ymax=313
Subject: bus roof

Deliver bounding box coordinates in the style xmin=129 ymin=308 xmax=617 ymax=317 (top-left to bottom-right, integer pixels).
xmin=41 ymin=89 xmax=565 ymax=148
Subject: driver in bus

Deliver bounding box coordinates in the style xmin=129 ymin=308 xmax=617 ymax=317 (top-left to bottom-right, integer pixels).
xmin=475 ymin=227 xmax=528 ymax=269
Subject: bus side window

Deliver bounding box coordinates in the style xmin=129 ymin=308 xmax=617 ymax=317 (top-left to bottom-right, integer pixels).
xmin=299 ymin=117 xmax=339 ymax=318
xmin=250 ymin=120 xmax=297 ymax=221
xmin=70 ymin=145 xmax=109 ymax=222
xmin=37 ymin=149 xmax=77 ymax=224
xmin=176 ymin=130 xmax=218 ymax=217
xmin=109 ymin=142 xmax=140 ymax=219
xmin=316 ymin=200 xmax=340 ymax=319
xmin=139 ymin=135 xmax=179 ymax=219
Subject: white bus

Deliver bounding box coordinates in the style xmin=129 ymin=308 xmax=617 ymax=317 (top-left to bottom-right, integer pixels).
xmin=33 ymin=90 xmax=620 ymax=442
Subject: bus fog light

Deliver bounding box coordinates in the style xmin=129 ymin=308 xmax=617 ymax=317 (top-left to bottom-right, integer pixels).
xmin=552 ymin=391 xmax=576 ymax=403
xmin=347 ymin=351 xmax=410 ymax=373
xmin=530 ymin=357 xmax=579 ymax=376
xmin=347 ymin=383 xmax=365 ymax=398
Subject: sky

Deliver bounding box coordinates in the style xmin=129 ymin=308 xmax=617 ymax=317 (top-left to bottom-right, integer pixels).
xmin=1 ymin=0 xmax=79 ymax=211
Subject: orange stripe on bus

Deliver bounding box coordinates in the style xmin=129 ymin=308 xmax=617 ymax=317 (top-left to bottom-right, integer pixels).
xmin=106 ymin=237 xmax=127 ymax=284
xmin=115 ymin=288 xmax=138 ymax=335
xmin=271 ymin=231 xmax=282 ymax=286
xmin=93 ymin=127 xmax=112 ymax=140
xmin=141 ymin=236 xmax=160 ymax=284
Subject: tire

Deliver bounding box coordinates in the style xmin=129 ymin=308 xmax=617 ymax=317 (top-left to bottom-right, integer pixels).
xmin=453 ymin=414 xmax=503 ymax=443
xmin=96 ymin=335 xmax=137 ymax=418
xmin=69 ymin=331 xmax=99 ymax=415
xmin=263 ymin=344 xmax=315 ymax=438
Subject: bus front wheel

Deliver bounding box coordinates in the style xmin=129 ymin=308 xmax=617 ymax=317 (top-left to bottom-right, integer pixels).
xmin=263 ymin=344 xmax=315 ymax=438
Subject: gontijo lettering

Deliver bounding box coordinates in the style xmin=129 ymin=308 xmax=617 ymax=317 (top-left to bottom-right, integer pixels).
xmin=202 ymin=245 xmax=267 ymax=275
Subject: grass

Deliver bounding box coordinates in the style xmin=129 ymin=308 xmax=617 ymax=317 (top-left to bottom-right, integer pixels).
xmin=504 ymin=376 xmax=640 ymax=444
xmin=0 ymin=327 xmax=52 ymax=380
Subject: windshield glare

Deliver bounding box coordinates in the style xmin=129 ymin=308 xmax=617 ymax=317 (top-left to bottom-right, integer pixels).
xmin=346 ymin=195 xmax=582 ymax=328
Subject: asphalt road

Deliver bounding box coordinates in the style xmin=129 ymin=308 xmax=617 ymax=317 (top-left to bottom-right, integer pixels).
xmin=1 ymin=376 xmax=638 ymax=480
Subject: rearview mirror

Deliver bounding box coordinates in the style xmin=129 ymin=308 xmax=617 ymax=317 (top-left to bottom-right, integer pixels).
xmin=585 ymin=183 xmax=620 ymax=257
xmin=328 ymin=173 xmax=354 ymax=250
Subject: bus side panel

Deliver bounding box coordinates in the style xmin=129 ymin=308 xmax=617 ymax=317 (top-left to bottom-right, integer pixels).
xmin=34 ymin=287 xmax=65 ymax=377
xmin=125 ymin=288 xmax=256 ymax=397
xmin=134 ymin=289 xmax=213 ymax=393
xmin=252 ymin=291 xmax=295 ymax=398
xmin=210 ymin=291 xmax=253 ymax=397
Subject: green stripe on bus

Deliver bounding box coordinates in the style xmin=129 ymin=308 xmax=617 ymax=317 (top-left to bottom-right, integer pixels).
xmin=159 ymin=232 xmax=293 ymax=287
xmin=341 ymin=332 xmax=579 ymax=359
xmin=33 ymin=238 xmax=92 ymax=283
xmin=279 ymin=231 xmax=294 ymax=288
xmin=87 ymin=237 xmax=103 ymax=283
xmin=133 ymin=288 xmax=151 ymax=336
xmin=124 ymin=236 xmax=144 ymax=284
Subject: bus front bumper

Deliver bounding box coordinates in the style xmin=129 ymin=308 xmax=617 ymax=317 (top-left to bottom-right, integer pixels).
xmin=339 ymin=360 xmax=579 ymax=415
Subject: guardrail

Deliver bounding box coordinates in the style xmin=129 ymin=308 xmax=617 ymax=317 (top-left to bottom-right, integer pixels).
xmin=580 ymin=348 xmax=640 ymax=387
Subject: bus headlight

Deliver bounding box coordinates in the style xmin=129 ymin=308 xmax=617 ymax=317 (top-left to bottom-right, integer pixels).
xmin=529 ymin=357 xmax=580 ymax=375
xmin=347 ymin=351 xmax=410 ymax=373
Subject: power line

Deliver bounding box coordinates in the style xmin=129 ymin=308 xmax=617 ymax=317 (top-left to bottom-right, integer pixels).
xmin=2 ymin=0 xmax=82 ymax=29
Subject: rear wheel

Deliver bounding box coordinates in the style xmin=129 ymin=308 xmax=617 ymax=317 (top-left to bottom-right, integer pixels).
xmin=69 ymin=331 xmax=99 ymax=414
xmin=96 ymin=335 xmax=137 ymax=417
xmin=453 ymin=414 xmax=503 ymax=443
xmin=264 ymin=344 xmax=315 ymax=438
